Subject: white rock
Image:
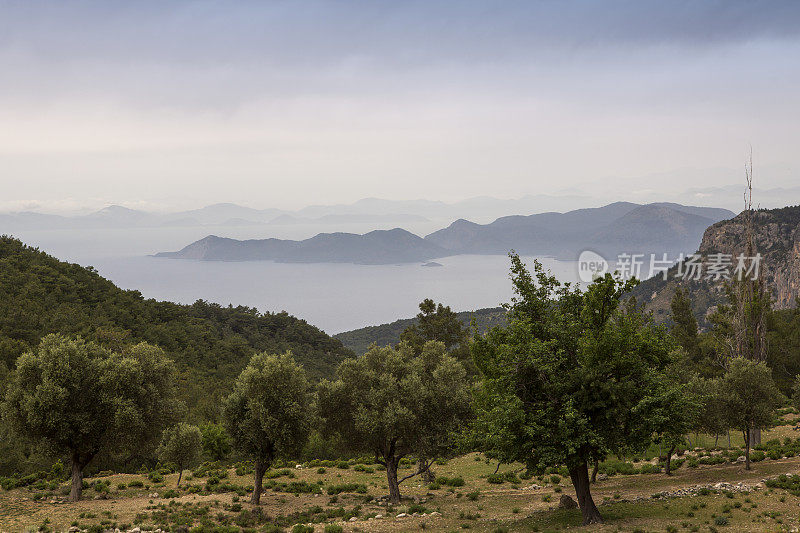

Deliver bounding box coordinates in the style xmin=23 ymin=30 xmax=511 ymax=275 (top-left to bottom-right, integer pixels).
xmin=349 ymin=516 xmax=358 ymax=522
xmin=396 ymin=512 xmax=408 ymax=518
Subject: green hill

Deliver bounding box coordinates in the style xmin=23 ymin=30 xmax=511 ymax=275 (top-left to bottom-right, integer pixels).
xmin=0 ymin=236 xmax=352 ymax=420
xmin=334 ymin=306 xmax=507 ymax=355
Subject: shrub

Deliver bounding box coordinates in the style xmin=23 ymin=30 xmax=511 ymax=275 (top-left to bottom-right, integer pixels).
xmin=751 ymin=451 xmax=766 ymax=462
xmin=639 ymin=463 xmax=662 ymax=474
xmin=324 ymin=526 xmax=344 ymax=533
xmin=435 ymin=476 xmax=465 ymax=487
xmin=408 ymin=503 xmax=427 ymax=514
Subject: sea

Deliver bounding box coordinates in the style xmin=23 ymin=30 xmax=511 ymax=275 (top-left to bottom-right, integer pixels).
xmin=9 ymin=223 xmax=582 ymax=334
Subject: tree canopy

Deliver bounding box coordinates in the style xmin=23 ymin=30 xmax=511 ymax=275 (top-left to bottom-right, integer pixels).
xmin=157 ymin=423 xmax=203 ymax=486
xmin=471 ymin=253 xmax=676 ymax=524
xmin=2 ymin=335 xmax=181 ymax=500
xmin=224 ymin=352 xmax=314 ymax=505
xmin=319 ymin=341 xmax=472 ymax=503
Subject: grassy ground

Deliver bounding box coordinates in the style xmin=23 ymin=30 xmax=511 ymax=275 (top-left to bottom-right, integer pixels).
xmin=3 ymin=420 xmax=800 ymax=532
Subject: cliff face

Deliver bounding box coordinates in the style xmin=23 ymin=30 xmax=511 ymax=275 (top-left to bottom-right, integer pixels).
xmin=698 ymin=207 xmax=800 ymax=309
xmin=632 ymin=205 xmax=800 ymax=323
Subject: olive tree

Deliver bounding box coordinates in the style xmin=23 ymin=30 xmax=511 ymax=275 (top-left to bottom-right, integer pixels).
xmin=224 ymin=352 xmax=314 ymax=505
xmin=2 ymin=335 xmax=180 ymax=501
xmin=157 ymin=423 xmax=203 ymax=486
xmin=400 ymin=298 xmax=474 ymax=480
xmin=722 ymin=357 xmax=783 ymax=469
xmin=471 ymin=254 xmax=675 ymax=525
xmin=319 ymin=341 xmax=471 ymax=504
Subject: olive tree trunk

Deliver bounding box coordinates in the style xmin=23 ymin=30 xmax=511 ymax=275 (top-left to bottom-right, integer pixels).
xmin=251 ymin=459 xmax=268 ymax=505
xmin=386 ymin=458 xmax=401 ymax=504
xmin=69 ymin=450 xmax=98 ymax=502
xmin=590 ymin=459 xmax=599 ymax=483
xmin=750 ymin=427 xmax=761 ymax=447
xmin=665 ymin=445 xmax=676 ymax=476
xmin=744 ymin=428 xmax=751 ymax=470
xmin=418 ymin=456 xmax=435 ymax=483
xmin=69 ymin=455 xmax=85 ymax=502
xmin=568 ymin=461 xmax=603 ymax=525
xmin=177 ymin=467 xmax=183 ymax=487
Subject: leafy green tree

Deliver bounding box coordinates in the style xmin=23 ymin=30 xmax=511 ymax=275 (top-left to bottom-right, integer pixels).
xmin=200 ymin=422 xmax=232 ymax=462
xmin=157 ymin=423 xmax=202 ymax=486
xmin=2 ymin=335 xmax=180 ymax=500
xmin=224 ymin=352 xmax=314 ymax=505
xmin=319 ymin=341 xmax=471 ymax=504
xmin=722 ymin=358 xmax=783 ymax=469
xmin=691 ymin=377 xmax=729 ymax=447
xmin=400 ymin=298 xmax=474 ymax=480
xmin=471 ymin=254 xmax=675 ymax=525
xmin=400 ymin=299 xmax=470 ymax=354
xmin=646 ymin=359 xmax=702 ymax=475
xmin=670 ymin=287 xmax=701 ymax=363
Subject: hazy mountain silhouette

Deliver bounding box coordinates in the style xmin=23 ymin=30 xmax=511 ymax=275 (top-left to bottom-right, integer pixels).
xmin=156 ymin=202 xmax=734 ymax=264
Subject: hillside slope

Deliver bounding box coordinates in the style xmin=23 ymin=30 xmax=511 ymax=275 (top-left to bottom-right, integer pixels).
xmin=334 ymin=307 xmax=507 ymax=355
xmin=0 ymin=236 xmax=352 ymax=419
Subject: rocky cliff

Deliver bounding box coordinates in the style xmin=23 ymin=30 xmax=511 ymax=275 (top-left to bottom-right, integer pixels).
xmin=634 ymin=205 xmax=800 ymax=323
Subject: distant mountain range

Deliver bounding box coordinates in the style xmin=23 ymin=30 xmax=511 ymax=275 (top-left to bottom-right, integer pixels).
xmin=0 ymin=203 xmax=432 ymax=230
xmin=155 ymin=229 xmax=447 ymax=264
xmin=155 ymin=202 xmax=735 ymax=264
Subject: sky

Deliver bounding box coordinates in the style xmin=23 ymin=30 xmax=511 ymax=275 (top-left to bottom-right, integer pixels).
xmin=1 ymin=0 xmax=799 ymax=213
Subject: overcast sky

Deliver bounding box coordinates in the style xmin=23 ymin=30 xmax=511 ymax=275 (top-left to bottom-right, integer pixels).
xmin=1 ymin=0 xmax=799 ymax=213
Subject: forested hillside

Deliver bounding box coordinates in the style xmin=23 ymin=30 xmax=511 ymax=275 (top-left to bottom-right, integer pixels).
xmin=334 ymin=306 xmax=506 ymax=354
xmin=0 ymin=236 xmax=352 ymax=420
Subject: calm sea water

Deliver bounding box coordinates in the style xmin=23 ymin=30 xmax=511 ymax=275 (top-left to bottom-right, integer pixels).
xmin=10 ymin=225 xmax=582 ymax=334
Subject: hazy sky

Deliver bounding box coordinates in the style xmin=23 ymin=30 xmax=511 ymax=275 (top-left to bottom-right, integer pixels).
xmin=2 ymin=0 xmax=799 ymax=213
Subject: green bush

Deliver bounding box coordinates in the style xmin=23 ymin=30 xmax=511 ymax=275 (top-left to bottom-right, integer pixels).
xmin=324 ymin=526 xmax=344 ymax=533
xmin=435 ymin=476 xmax=465 ymax=487
xmin=639 ymin=463 xmax=662 ymax=474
